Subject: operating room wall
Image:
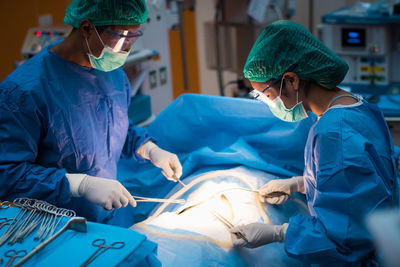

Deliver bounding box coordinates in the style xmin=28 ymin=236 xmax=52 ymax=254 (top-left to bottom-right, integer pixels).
xmin=0 ymin=0 xmax=71 ymax=82
xmin=194 ymin=0 xmax=376 ymax=96
xmin=0 ymin=0 xmax=382 ymax=91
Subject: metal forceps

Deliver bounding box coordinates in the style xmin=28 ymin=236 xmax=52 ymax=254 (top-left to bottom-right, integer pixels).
xmin=0 ymin=201 xmax=12 ymax=209
xmin=0 ymin=218 xmax=13 ymax=230
xmin=4 ymin=250 xmax=27 ymax=267
xmin=80 ymin=239 xmax=125 ymax=267
xmin=211 ymin=210 xmax=249 ymax=243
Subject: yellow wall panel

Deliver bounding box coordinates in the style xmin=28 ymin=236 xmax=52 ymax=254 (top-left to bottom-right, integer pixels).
xmin=0 ymin=0 xmax=71 ymax=81
xmin=169 ymin=9 xmax=200 ymax=99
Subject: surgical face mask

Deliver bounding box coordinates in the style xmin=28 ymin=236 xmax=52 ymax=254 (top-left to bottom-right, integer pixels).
xmin=251 ymin=79 xmax=308 ymax=122
xmin=85 ymin=27 xmax=130 ymax=72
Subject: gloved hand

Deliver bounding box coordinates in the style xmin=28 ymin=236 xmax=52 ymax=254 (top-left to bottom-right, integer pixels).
xmin=230 ymin=223 xmax=288 ymax=248
xmin=259 ymin=176 xmax=305 ymax=204
xmin=138 ymin=141 xmax=183 ymax=181
xmin=66 ymin=174 xmax=136 ymax=210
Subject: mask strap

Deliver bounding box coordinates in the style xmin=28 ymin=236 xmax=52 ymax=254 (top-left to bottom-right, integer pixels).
xmin=296 ymin=90 xmax=299 ymax=104
xmin=93 ymin=26 xmax=106 ymax=47
xmin=279 ymin=78 xmax=284 ymax=98
xmin=85 ymin=37 xmax=94 ymax=55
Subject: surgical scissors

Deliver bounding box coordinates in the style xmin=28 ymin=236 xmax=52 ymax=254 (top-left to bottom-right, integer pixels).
xmin=4 ymin=250 xmax=27 ymax=267
xmin=211 ymin=210 xmax=249 ymax=243
xmin=80 ymin=239 xmax=125 ymax=267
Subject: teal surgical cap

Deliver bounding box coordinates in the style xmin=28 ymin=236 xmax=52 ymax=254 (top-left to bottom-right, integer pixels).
xmin=64 ymin=0 xmax=148 ymax=28
xmin=244 ymin=20 xmax=348 ymax=89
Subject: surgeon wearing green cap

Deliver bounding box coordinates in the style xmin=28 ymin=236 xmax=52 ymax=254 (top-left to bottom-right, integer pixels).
xmin=0 ymin=0 xmax=183 ymax=224
xmin=229 ymin=20 xmax=398 ymax=265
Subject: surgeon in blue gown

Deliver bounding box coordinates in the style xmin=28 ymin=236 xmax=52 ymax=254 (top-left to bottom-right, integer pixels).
xmin=229 ymin=20 xmax=399 ymax=266
xmin=0 ymin=0 xmax=182 ymax=224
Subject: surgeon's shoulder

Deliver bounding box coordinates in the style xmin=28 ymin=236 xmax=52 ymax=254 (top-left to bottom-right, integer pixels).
xmin=112 ymin=67 xmax=131 ymax=93
xmin=0 ymin=76 xmax=43 ymax=114
xmin=313 ymin=107 xmax=346 ymax=135
xmin=2 ymin=51 xmax=48 ymax=89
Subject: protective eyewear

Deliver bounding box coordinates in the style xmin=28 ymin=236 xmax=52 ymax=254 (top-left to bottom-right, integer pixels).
xmin=249 ymin=64 xmax=296 ymax=100
xmin=249 ymin=78 xmax=282 ymax=101
xmin=97 ymin=26 xmax=143 ymax=52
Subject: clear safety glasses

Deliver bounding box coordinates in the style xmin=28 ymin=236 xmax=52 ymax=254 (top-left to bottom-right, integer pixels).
xmin=249 ymin=78 xmax=282 ymax=103
xmin=97 ymin=26 xmax=143 ymax=52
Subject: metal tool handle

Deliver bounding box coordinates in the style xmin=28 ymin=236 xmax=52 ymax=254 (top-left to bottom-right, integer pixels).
xmin=263 ymin=191 xmax=289 ymax=198
xmin=132 ymin=195 xmax=185 ymax=204
xmin=80 ymin=241 xmax=125 ymax=267
xmin=12 ymin=217 xmax=86 ymax=267
xmin=80 ymin=246 xmax=103 ymax=267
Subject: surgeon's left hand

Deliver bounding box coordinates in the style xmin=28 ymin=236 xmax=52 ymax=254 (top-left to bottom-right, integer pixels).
xmin=230 ymin=223 xmax=288 ymax=248
xmin=138 ymin=141 xmax=183 ymax=181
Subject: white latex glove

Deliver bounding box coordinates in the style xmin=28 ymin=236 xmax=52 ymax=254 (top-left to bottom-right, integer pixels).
xmin=138 ymin=141 xmax=183 ymax=181
xmin=259 ymin=176 xmax=305 ymax=204
xmin=66 ymin=174 xmax=136 ymax=210
xmin=230 ymin=223 xmax=288 ymax=248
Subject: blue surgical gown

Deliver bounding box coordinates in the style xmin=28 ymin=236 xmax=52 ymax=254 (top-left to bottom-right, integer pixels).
xmin=284 ymin=100 xmax=398 ymax=265
xmin=0 ymin=44 xmax=150 ymax=223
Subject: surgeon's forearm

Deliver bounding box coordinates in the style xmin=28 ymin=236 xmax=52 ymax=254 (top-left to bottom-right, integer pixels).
xmin=0 ymin=162 xmax=71 ymax=205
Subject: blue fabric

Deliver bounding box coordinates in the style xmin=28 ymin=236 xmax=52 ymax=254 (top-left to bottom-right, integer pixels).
xmin=0 ymin=207 xmax=159 ymax=267
xmin=117 ymin=94 xmax=316 ymax=223
xmin=0 ymin=43 xmax=149 ymax=224
xmin=285 ymin=100 xmax=399 ymax=265
xmin=375 ymin=94 xmax=400 ymax=117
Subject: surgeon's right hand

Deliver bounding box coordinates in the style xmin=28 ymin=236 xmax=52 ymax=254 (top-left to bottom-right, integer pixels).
xmin=66 ymin=174 xmax=136 ymax=210
xmin=259 ymin=176 xmax=304 ymax=204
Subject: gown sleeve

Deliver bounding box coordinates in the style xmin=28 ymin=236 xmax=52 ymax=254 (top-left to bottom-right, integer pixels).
xmin=0 ymin=81 xmax=71 ymax=205
xmin=120 ymin=121 xmax=151 ymax=161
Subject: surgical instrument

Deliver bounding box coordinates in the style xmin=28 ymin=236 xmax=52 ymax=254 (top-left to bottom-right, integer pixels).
xmin=173 ymin=175 xmax=186 ymax=187
xmin=4 ymin=250 xmax=27 ymax=267
xmin=177 ymin=179 xmax=186 ymax=187
xmin=0 ymin=218 xmax=13 ymax=230
xmin=262 ymin=191 xmax=289 ymax=198
xmin=0 ymin=202 xmax=12 ymax=209
xmin=176 ymin=187 xmax=289 ymax=215
xmin=132 ymin=196 xmax=185 ymax=204
xmin=80 ymin=239 xmax=125 ymax=267
xmin=13 ymin=217 xmax=87 ymax=267
xmin=176 ymin=202 xmax=202 ymax=215
xmin=0 ymin=198 xmax=76 ymax=246
xmin=175 ymin=188 xmax=255 ymax=215
xmin=210 ymin=210 xmax=249 ymax=243
xmin=234 ymin=188 xmax=289 ymax=198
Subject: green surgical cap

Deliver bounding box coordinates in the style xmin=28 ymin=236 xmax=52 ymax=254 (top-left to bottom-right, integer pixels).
xmin=244 ymin=20 xmax=348 ymax=89
xmin=64 ymin=0 xmax=148 ymax=28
